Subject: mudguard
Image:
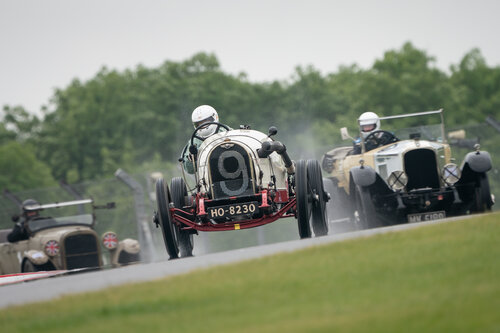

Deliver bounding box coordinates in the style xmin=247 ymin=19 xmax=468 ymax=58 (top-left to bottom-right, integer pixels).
xmin=25 ymin=250 xmax=49 ymax=265
xmin=463 ymin=151 xmax=492 ymax=173
xmin=119 ymin=238 xmax=140 ymax=254
xmin=350 ymin=165 xmax=377 ymax=187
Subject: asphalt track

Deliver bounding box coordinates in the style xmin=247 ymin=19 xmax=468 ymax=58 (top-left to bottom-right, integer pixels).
xmin=0 ymin=214 xmax=478 ymax=309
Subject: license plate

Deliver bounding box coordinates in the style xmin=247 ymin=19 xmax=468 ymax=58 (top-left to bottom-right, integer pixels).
xmin=407 ymin=210 xmax=446 ymax=223
xmin=207 ymin=202 xmax=259 ymax=219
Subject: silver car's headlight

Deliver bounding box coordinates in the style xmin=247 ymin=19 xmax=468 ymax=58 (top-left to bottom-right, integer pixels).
xmin=442 ymin=163 xmax=461 ymax=185
xmin=387 ymin=171 xmax=408 ymax=191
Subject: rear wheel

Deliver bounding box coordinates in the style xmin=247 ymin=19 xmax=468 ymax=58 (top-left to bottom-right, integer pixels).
xmin=472 ymin=173 xmax=493 ymax=212
xmin=307 ymin=160 xmax=328 ymax=236
xmin=155 ymin=178 xmax=179 ymax=259
xmin=171 ymin=177 xmax=194 ymax=257
xmin=295 ymin=160 xmax=312 ymax=239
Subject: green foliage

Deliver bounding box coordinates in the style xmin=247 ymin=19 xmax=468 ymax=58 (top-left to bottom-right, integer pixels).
xmin=2 ymin=43 xmax=500 ymax=189
xmin=1 ymin=215 xmax=498 ymax=332
xmin=0 ymin=141 xmax=56 ymax=192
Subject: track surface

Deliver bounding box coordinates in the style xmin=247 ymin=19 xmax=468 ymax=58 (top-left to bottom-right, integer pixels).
xmin=0 ymin=215 xmax=477 ymax=309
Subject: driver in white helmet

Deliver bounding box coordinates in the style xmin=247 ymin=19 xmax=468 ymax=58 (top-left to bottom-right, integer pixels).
xmin=181 ymin=105 xmax=230 ymax=174
xmin=352 ymin=111 xmax=380 ymax=154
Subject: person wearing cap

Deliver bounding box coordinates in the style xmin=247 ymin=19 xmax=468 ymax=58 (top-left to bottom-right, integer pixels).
xmin=7 ymin=199 xmax=40 ymax=242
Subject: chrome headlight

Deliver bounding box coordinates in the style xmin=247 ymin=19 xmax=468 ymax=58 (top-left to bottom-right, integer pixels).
xmin=442 ymin=163 xmax=461 ymax=185
xmin=387 ymin=171 xmax=408 ymax=191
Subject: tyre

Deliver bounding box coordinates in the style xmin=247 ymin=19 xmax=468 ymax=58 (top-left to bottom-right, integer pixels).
xmin=171 ymin=177 xmax=194 ymax=257
xmin=155 ymin=178 xmax=179 ymax=259
xmin=307 ymin=160 xmax=328 ymax=236
xmin=295 ymin=159 xmax=312 ymax=239
xmin=353 ymin=185 xmax=379 ymax=229
xmin=472 ymin=173 xmax=493 ymax=213
xmin=22 ymin=259 xmax=38 ymax=272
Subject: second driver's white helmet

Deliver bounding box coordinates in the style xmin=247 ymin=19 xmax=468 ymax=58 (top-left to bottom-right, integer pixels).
xmin=358 ymin=111 xmax=380 ymax=139
xmin=191 ymin=105 xmax=219 ymax=138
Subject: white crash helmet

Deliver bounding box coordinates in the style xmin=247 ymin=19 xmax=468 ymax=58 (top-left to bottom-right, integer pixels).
xmin=358 ymin=111 xmax=380 ymax=138
xmin=191 ymin=105 xmax=219 ymax=138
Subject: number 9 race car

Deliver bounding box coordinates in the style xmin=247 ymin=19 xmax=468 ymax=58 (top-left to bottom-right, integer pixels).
xmin=153 ymin=123 xmax=329 ymax=259
xmin=321 ymin=109 xmax=494 ymax=230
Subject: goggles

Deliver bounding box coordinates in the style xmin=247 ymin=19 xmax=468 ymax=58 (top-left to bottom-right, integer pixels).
xmin=361 ymin=124 xmax=376 ymax=132
xmin=193 ymin=116 xmax=216 ymax=128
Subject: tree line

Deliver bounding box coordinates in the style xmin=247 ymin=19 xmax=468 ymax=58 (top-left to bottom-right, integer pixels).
xmin=1 ymin=42 xmax=500 ymax=191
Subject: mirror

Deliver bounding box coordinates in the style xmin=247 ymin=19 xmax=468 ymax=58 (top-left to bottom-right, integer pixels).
xmin=268 ymin=126 xmax=278 ymax=137
xmin=340 ymin=127 xmax=353 ymax=141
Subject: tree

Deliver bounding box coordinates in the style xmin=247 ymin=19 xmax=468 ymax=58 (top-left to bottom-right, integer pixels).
xmin=0 ymin=142 xmax=56 ymax=192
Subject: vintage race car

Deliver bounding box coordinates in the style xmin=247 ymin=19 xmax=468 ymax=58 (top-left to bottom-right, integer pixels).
xmin=154 ymin=123 xmax=329 ymax=259
xmin=321 ymin=109 xmax=494 ymax=229
xmin=0 ymin=199 xmax=140 ymax=274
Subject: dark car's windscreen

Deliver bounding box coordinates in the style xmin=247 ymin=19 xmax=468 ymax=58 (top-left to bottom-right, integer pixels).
xmin=27 ymin=214 xmax=93 ymax=233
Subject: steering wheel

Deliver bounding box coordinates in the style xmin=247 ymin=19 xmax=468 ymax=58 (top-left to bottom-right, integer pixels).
xmin=364 ymin=130 xmax=399 ymax=151
xmin=190 ymin=121 xmax=231 ymax=147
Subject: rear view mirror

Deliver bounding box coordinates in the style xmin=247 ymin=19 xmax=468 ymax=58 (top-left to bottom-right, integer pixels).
xmin=341 ymin=127 xmax=354 ymax=141
xmin=268 ymin=126 xmax=278 ymax=137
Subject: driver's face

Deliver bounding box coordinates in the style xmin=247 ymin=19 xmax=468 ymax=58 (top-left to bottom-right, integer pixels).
xmin=193 ymin=116 xmax=216 ymax=129
xmin=361 ymin=124 xmax=376 ymax=132
xmin=25 ymin=211 xmax=39 ymax=218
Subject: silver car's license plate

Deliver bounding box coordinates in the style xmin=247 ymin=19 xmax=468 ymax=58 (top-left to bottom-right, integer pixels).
xmin=407 ymin=211 xmax=446 ymax=223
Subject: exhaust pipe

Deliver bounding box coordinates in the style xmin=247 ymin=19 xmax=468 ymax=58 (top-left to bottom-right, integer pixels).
xmin=257 ymin=141 xmax=295 ymax=174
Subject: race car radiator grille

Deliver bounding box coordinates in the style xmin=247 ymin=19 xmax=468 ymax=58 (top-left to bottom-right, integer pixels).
xmin=64 ymin=234 xmax=100 ymax=270
xmin=208 ymin=143 xmax=255 ymax=199
xmin=404 ymin=148 xmax=440 ymax=191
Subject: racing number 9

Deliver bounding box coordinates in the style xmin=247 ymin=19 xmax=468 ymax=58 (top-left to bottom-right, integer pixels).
xmin=217 ymin=150 xmax=249 ymax=196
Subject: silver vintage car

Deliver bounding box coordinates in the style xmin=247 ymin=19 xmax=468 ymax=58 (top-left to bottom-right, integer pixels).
xmin=0 ymin=199 xmax=140 ymax=273
xmin=154 ymin=123 xmax=329 ymax=259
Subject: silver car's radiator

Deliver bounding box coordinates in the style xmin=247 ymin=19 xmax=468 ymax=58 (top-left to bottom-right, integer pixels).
xmin=208 ymin=143 xmax=256 ymax=199
xmin=64 ymin=233 xmax=100 ymax=270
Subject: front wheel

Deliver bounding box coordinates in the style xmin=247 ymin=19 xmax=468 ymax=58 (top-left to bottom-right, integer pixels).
xmin=171 ymin=177 xmax=194 ymax=257
xmin=295 ymin=160 xmax=312 ymax=239
xmin=307 ymin=160 xmax=328 ymax=236
xmin=353 ymin=185 xmax=379 ymax=229
xmin=22 ymin=259 xmax=38 ymax=272
xmin=155 ymin=178 xmax=179 ymax=259
xmin=471 ymin=173 xmax=493 ymax=213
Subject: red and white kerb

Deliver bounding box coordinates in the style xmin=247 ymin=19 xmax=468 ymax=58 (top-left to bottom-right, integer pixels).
xmin=102 ymin=232 xmax=118 ymax=250
xmin=44 ymin=240 xmax=60 ymax=256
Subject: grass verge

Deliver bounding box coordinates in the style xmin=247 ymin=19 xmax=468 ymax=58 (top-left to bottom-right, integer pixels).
xmin=1 ymin=214 xmax=499 ymax=333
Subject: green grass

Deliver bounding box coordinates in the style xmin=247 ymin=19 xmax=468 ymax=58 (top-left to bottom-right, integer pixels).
xmin=1 ymin=214 xmax=499 ymax=333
